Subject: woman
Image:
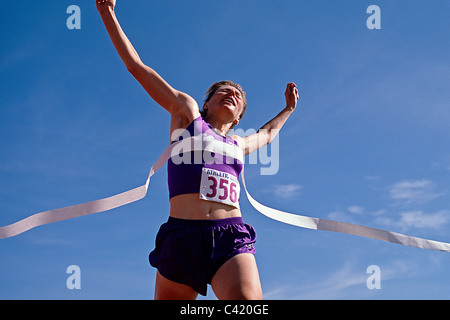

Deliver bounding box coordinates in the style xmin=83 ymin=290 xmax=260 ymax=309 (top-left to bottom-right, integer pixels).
xmin=96 ymin=0 xmax=299 ymax=300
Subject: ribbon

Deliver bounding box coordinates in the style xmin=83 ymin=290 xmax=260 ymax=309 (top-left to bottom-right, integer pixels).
xmin=0 ymin=139 xmax=174 ymax=239
xmin=241 ymin=169 xmax=450 ymax=252
xmin=1 ymin=136 xmax=450 ymax=252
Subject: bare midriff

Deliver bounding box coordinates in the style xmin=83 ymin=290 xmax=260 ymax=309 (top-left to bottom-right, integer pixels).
xmin=169 ymin=193 xmax=241 ymax=220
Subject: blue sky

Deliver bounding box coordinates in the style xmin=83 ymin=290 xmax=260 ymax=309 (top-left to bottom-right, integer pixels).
xmin=1 ymin=0 xmax=449 ymax=299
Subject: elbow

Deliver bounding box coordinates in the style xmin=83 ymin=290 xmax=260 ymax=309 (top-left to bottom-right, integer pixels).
xmin=256 ymin=129 xmax=271 ymax=147
xmin=125 ymin=59 xmax=145 ymax=76
xmin=263 ymin=128 xmax=280 ymax=146
xmin=126 ymin=62 xmax=139 ymax=75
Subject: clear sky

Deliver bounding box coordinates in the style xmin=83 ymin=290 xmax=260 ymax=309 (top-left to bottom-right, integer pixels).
xmin=1 ymin=0 xmax=449 ymax=299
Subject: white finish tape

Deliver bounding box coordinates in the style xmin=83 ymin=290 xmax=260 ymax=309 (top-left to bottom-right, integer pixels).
xmin=1 ymin=136 xmax=449 ymax=253
xmin=0 ymin=139 xmax=174 ymax=239
xmin=241 ymin=169 xmax=450 ymax=252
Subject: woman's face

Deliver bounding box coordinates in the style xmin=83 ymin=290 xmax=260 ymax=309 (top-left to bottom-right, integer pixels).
xmin=205 ymin=85 xmax=245 ymax=122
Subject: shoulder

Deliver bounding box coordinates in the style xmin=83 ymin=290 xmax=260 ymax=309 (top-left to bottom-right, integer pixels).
xmin=169 ymin=91 xmax=201 ymax=136
xmin=171 ymin=90 xmax=201 ymax=121
xmin=229 ymin=134 xmax=245 ymax=148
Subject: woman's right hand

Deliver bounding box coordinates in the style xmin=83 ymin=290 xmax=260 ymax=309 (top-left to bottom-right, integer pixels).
xmin=96 ymin=0 xmax=116 ymax=13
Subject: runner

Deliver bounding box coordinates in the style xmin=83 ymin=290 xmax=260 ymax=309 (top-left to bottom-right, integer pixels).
xmin=96 ymin=0 xmax=298 ymax=300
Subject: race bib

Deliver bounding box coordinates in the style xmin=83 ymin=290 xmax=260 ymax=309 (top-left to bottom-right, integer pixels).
xmin=199 ymin=168 xmax=240 ymax=209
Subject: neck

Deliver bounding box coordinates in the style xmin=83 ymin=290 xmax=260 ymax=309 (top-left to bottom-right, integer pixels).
xmin=204 ymin=115 xmax=233 ymax=136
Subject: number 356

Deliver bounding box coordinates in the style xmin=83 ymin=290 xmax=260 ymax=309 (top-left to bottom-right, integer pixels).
xmin=206 ymin=177 xmax=239 ymax=203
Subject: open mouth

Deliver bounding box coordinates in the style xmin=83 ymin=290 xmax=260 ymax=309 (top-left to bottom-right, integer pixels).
xmin=223 ymin=98 xmax=235 ymax=107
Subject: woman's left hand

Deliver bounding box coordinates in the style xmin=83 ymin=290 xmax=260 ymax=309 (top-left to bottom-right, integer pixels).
xmin=285 ymin=82 xmax=299 ymax=110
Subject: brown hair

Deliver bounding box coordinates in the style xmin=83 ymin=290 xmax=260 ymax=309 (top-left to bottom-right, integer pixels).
xmin=202 ymin=80 xmax=247 ymax=128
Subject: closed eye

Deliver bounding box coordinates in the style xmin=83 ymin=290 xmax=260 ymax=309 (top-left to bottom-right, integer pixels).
xmin=219 ymin=89 xmax=242 ymax=100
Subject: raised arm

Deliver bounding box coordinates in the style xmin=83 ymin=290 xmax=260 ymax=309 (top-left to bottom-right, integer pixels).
xmin=96 ymin=0 xmax=199 ymax=127
xmin=232 ymin=83 xmax=299 ymax=155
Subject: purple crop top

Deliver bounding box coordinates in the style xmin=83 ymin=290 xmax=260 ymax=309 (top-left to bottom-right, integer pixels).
xmin=167 ymin=116 xmax=243 ymax=208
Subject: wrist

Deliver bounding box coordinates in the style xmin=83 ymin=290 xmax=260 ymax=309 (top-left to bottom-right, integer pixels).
xmin=284 ymin=104 xmax=296 ymax=112
xmin=98 ymin=5 xmax=114 ymax=16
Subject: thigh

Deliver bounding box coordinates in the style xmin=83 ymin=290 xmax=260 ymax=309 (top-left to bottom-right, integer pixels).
xmin=154 ymin=271 xmax=198 ymax=300
xmin=211 ymin=253 xmax=262 ymax=300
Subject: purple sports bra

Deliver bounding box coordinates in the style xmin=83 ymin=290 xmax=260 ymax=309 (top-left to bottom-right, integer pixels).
xmin=167 ymin=116 xmax=243 ymax=208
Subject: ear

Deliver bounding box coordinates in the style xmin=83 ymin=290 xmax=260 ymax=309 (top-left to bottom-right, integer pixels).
xmin=233 ymin=119 xmax=240 ymax=125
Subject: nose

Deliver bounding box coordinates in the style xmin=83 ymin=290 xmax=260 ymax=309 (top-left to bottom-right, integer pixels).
xmin=226 ymin=89 xmax=239 ymax=100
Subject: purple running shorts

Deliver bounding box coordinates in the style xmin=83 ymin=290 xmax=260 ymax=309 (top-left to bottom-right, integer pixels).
xmin=149 ymin=216 xmax=256 ymax=296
